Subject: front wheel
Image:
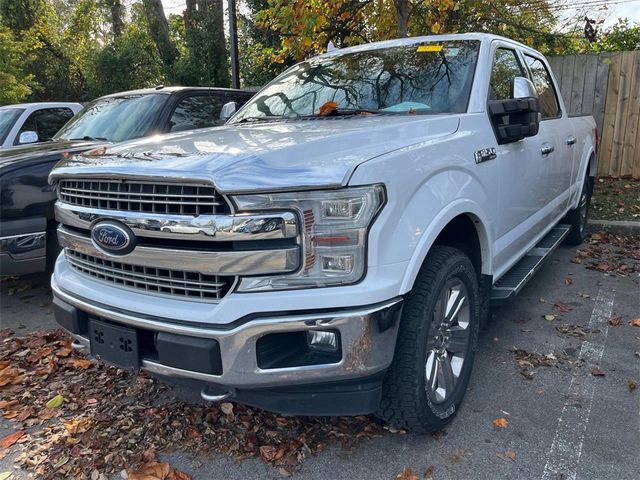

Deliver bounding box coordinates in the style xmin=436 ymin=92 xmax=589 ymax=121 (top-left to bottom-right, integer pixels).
xmin=564 ymin=175 xmax=592 ymax=246
xmin=378 ymin=245 xmax=480 ymax=433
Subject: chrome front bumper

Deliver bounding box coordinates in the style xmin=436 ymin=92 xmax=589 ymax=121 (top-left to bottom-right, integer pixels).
xmin=52 ymin=277 xmax=402 ymax=391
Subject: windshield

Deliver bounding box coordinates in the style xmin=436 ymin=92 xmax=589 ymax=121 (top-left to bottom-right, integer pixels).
xmin=231 ymin=40 xmax=480 ymax=123
xmin=54 ymin=94 xmax=166 ymax=143
xmin=0 ymin=108 xmax=24 ymax=144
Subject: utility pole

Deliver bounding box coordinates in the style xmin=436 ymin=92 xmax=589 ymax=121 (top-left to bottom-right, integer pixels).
xmin=228 ymin=0 xmax=240 ymax=88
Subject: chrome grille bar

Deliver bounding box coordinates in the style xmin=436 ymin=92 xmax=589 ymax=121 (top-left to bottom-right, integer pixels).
xmin=55 ymin=202 xmax=299 ymax=242
xmin=57 ymin=226 xmax=300 ymax=276
xmin=59 ymin=180 xmax=228 ymax=216
xmin=66 ymin=250 xmax=231 ymax=301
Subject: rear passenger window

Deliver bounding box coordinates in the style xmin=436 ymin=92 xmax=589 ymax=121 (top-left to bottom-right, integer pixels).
xmin=525 ymin=55 xmax=561 ymax=119
xmin=18 ymin=107 xmax=74 ymax=143
xmin=169 ymin=95 xmax=225 ymax=132
xmin=489 ymin=49 xmax=525 ymax=101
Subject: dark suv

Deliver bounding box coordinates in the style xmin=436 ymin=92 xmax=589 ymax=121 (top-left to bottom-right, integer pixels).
xmin=0 ymin=86 xmax=254 ymax=276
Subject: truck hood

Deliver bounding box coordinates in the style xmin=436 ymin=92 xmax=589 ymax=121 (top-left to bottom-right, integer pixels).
xmin=0 ymin=139 xmax=101 ymax=173
xmin=50 ymin=115 xmax=460 ymax=192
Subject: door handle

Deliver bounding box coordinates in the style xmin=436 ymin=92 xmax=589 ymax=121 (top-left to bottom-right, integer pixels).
xmin=540 ymin=144 xmax=555 ymax=156
xmin=566 ymin=136 xmax=577 ymax=146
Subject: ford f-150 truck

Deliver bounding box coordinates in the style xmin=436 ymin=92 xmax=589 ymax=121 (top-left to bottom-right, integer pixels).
xmin=49 ymin=33 xmax=596 ymax=432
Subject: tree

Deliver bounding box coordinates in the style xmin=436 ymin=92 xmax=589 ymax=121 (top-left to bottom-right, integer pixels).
xmin=143 ymin=0 xmax=179 ymax=66
xmin=593 ymin=19 xmax=640 ymax=52
xmin=0 ymin=26 xmax=34 ymax=103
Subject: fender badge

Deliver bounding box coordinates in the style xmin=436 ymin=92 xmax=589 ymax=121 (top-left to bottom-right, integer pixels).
xmin=474 ymin=147 xmax=497 ymax=164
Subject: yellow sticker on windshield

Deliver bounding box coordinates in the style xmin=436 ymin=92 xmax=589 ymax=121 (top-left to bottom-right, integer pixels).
xmin=416 ymin=45 xmax=443 ymax=52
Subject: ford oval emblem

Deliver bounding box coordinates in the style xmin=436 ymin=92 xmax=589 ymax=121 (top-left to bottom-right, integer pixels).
xmin=90 ymin=221 xmax=135 ymax=255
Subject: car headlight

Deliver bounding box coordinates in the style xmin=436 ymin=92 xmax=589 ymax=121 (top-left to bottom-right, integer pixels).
xmin=232 ymin=184 xmax=385 ymax=291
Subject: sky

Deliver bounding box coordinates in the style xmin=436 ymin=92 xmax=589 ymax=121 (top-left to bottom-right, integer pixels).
xmin=161 ymin=0 xmax=640 ymax=30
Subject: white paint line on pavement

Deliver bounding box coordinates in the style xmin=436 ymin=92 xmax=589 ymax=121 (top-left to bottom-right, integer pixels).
xmin=540 ymin=287 xmax=614 ymax=480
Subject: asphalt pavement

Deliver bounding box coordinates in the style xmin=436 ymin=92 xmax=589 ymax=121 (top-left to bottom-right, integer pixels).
xmin=1 ymin=243 xmax=638 ymax=480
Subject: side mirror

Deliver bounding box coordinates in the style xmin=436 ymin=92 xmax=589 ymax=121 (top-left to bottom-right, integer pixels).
xmin=488 ymin=77 xmax=540 ymax=145
xmin=220 ymin=101 xmax=238 ymax=122
xmin=18 ymin=131 xmax=38 ymax=144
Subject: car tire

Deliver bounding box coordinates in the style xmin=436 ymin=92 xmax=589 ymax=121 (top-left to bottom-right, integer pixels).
xmin=45 ymin=226 xmax=62 ymax=275
xmin=378 ymin=245 xmax=480 ymax=433
xmin=564 ymin=174 xmax=592 ymax=246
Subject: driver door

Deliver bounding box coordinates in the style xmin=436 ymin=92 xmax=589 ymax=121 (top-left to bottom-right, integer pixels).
xmin=489 ymin=45 xmax=545 ymax=269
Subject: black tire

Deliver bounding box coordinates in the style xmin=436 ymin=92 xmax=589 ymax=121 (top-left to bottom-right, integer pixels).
xmin=45 ymin=226 xmax=62 ymax=275
xmin=378 ymin=245 xmax=480 ymax=433
xmin=564 ymin=174 xmax=592 ymax=246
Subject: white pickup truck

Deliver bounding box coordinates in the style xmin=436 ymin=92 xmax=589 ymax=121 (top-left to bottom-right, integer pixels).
xmin=49 ymin=33 xmax=596 ymax=432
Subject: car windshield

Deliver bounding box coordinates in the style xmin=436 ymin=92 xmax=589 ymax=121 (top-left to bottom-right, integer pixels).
xmin=230 ymin=40 xmax=480 ymax=123
xmin=0 ymin=108 xmax=24 ymax=144
xmin=54 ymin=94 xmax=166 ymax=143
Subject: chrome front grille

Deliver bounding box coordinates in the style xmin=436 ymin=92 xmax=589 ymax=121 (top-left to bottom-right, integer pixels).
xmin=66 ymin=249 xmax=232 ymax=302
xmin=59 ymin=180 xmax=228 ymax=215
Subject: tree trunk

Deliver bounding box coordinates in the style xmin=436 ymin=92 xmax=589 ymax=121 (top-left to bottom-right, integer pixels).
xmin=142 ymin=0 xmax=179 ymax=66
xmin=184 ymin=0 xmax=197 ymax=32
xmin=105 ymin=0 xmax=124 ymax=38
xmin=197 ymin=0 xmax=230 ymax=86
xmin=393 ymin=0 xmax=409 ymax=37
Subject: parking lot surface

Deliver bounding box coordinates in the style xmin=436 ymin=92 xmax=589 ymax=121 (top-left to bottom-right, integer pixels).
xmin=1 ymin=241 xmax=639 ymax=479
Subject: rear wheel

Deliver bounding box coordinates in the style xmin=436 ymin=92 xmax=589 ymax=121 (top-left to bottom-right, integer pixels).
xmin=378 ymin=246 xmax=480 ymax=433
xmin=564 ymin=174 xmax=592 ymax=246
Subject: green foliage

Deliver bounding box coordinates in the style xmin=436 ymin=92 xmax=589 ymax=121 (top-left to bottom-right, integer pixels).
xmin=0 ymin=0 xmax=638 ymax=106
xmin=592 ymin=19 xmax=640 ymax=53
xmin=0 ymin=26 xmax=35 ymax=103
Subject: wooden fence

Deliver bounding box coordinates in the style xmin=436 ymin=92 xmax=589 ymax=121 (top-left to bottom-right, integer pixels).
xmin=547 ymin=51 xmax=640 ymax=178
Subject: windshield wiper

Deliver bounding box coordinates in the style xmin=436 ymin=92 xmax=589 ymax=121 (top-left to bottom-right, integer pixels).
xmin=65 ymin=135 xmax=109 ymax=141
xmin=235 ymin=115 xmax=286 ymax=124
xmin=326 ymin=108 xmax=384 ymax=116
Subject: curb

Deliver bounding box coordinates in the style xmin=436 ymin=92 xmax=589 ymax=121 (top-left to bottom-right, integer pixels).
xmin=588 ymin=219 xmax=640 ymax=235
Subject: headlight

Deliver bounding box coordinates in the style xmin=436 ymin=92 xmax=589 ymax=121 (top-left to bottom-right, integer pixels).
xmin=232 ymin=184 xmax=385 ymax=291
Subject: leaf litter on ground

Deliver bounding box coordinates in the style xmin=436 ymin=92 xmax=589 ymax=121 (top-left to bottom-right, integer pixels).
xmin=571 ymin=232 xmax=639 ymax=276
xmin=0 ymin=329 xmax=388 ymax=479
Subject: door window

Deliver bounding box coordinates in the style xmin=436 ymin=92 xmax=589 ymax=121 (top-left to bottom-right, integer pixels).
xmin=524 ymin=55 xmax=561 ymax=119
xmin=489 ymin=48 xmax=525 ymax=101
xmin=18 ymin=107 xmax=75 ymax=143
xmin=169 ymin=95 xmax=226 ymax=132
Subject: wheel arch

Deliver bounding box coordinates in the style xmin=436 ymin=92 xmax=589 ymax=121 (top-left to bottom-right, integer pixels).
xmin=400 ymin=204 xmax=492 ymax=294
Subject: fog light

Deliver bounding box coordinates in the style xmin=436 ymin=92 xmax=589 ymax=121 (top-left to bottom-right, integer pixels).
xmin=307 ymin=330 xmax=338 ymax=352
xmin=321 ymin=254 xmax=353 ymax=273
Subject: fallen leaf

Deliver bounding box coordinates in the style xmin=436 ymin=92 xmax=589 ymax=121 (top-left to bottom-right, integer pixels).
xmin=492 ymin=417 xmax=509 ymax=429
xmin=553 ymin=302 xmax=572 ymax=312
xmin=629 ymin=319 xmax=640 ymax=327
xmin=220 ymin=402 xmax=234 ymax=415
xmin=278 ymin=467 xmax=291 ymax=477
xmin=544 ymin=314 xmax=556 ymax=321
xmin=628 ymin=378 xmax=638 ymax=392
xmin=169 ymin=470 xmax=192 ymax=480
xmin=564 ymin=276 xmax=573 ymax=286
xmin=318 ymin=101 xmax=338 ymax=116
xmin=395 ymin=467 xmax=418 ymax=479
xmin=496 ymin=449 xmax=517 ymax=462
xmin=45 ymin=395 xmax=65 ymax=409
xmin=608 ymin=316 xmax=622 ymax=326
xmin=0 ymin=431 xmax=24 ymax=449
xmin=0 ymin=472 xmax=13 ymax=480
xmin=128 ymin=462 xmax=170 ymax=480
xmin=591 ymin=367 xmax=605 ymax=377
xmin=67 ymin=358 xmax=93 ymax=369
xmin=62 ymin=417 xmax=92 ymax=435
xmin=449 ymin=448 xmax=469 ymax=463
xmin=259 ymin=445 xmax=277 ymax=462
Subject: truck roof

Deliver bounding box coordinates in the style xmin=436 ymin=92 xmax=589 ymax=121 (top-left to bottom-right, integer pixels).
xmin=97 ymin=86 xmax=253 ymax=99
xmin=0 ymin=102 xmax=82 ymax=110
xmin=320 ymin=32 xmax=534 ymax=58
